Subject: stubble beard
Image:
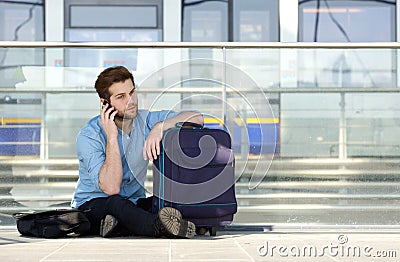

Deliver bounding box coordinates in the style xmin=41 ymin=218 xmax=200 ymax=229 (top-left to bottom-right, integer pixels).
xmin=122 ymin=107 xmax=138 ymax=120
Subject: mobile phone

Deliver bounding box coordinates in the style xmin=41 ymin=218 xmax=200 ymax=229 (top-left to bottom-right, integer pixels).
xmin=102 ymin=100 xmax=117 ymax=118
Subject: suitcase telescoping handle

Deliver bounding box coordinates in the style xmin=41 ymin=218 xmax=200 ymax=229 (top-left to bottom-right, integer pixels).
xmin=175 ymin=121 xmax=204 ymax=129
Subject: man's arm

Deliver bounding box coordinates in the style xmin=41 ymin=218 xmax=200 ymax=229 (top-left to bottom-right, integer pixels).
xmin=98 ymin=102 xmax=122 ymax=195
xmin=143 ymin=111 xmax=203 ymax=161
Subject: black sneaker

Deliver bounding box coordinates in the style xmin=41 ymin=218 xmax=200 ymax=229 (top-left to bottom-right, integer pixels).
xmin=157 ymin=207 xmax=196 ymax=239
xmin=100 ymin=215 xmax=119 ymax=238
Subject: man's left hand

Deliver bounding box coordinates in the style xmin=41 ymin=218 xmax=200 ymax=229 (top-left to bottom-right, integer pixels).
xmin=143 ymin=122 xmax=163 ymax=161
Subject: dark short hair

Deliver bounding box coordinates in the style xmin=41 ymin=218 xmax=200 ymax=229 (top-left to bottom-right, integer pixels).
xmin=94 ymin=66 xmax=135 ymax=100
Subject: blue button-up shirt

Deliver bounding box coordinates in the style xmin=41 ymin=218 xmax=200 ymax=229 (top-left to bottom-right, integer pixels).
xmin=71 ymin=109 xmax=178 ymax=208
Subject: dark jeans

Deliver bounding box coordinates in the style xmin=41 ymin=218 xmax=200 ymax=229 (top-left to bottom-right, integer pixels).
xmin=78 ymin=195 xmax=156 ymax=237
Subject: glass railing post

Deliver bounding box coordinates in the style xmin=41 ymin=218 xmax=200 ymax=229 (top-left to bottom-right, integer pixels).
xmin=339 ymin=92 xmax=347 ymax=159
xmin=222 ymin=46 xmax=227 ymax=126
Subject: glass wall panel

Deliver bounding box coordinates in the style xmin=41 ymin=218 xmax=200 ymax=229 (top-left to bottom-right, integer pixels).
xmin=280 ymin=93 xmax=340 ymax=157
xmin=1 ymin=45 xmax=400 ymax=226
xmin=182 ymin=0 xmax=279 ymax=42
xmin=0 ymin=92 xmax=42 ymax=156
xmin=0 ymin=0 xmax=44 ymax=41
xmin=298 ymin=0 xmax=397 ymax=89
xmin=69 ymin=5 xmax=158 ymax=27
xmin=297 ymin=49 xmax=396 ymax=88
xmin=346 ymin=93 xmax=400 ymax=157
xmin=299 ymin=0 xmax=396 ymax=42
xmin=233 ymin=0 xmax=279 ymax=41
xmin=0 ymin=0 xmax=44 ymax=88
xmin=45 ymin=93 xmax=99 ymax=158
xmin=137 ymin=49 xmax=224 ymax=120
xmin=182 ymin=0 xmax=228 ymax=41
xmin=64 ymin=0 xmax=163 ymax=68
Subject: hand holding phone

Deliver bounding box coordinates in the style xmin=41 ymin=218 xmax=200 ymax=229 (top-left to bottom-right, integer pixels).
xmin=102 ymin=100 xmax=117 ymax=119
xmin=100 ymin=100 xmax=118 ymax=138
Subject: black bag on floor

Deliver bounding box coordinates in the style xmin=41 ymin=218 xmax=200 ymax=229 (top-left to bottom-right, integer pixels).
xmin=13 ymin=209 xmax=90 ymax=238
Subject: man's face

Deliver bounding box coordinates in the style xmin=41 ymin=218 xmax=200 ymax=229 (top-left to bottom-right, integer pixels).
xmin=108 ymin=79 xmax=138 ymax=120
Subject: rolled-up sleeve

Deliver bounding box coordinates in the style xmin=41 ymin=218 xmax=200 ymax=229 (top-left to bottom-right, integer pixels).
xmin=76 ymin=133 xmax=105 ymax=191
xmin=145 ymin=110 xmax=179 ymax=136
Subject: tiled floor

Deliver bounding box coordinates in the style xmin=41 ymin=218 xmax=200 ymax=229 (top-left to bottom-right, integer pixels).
xmin=1 ymin=227 xmax=399 ymax=261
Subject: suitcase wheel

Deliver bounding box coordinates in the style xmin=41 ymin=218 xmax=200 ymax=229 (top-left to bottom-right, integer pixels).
xmin=209 ymin=227 xmax=217 ymax=236
xmin=195 ymin=227 xmax=208 ymax=236
xmin=195 ymin=227 xmax=218 ymax=236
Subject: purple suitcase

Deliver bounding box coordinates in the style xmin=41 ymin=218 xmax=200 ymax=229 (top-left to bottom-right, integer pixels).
xmin=152 ymin=122 xmax=237 ymax=236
